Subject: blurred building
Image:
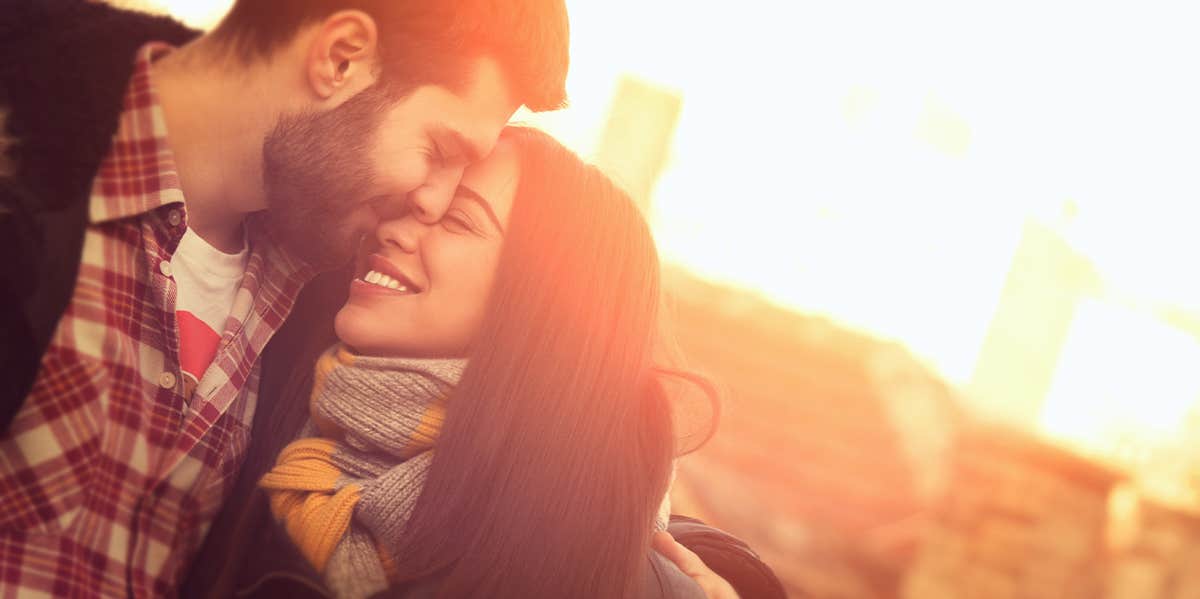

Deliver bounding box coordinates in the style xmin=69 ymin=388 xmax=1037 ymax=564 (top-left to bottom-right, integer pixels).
xmin=665 ymin=270 xmax=965 ymax=598
xmin=666 ymin=273 xmax=1200 ymax=599
xmin=902 ymin=426 xmax=1119 ymax=599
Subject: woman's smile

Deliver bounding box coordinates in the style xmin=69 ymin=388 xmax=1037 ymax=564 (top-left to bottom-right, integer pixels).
xmin=350 ymin=253 xmax=424 ymax=296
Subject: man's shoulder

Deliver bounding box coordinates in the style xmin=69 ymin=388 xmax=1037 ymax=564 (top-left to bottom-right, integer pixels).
xmin=0 ymin=0 xmax=200 ymax=208
xmin=0 ymin=1 xmax=200 ymax=80
xmin=0 ymin=0 xmax=198 ymax=49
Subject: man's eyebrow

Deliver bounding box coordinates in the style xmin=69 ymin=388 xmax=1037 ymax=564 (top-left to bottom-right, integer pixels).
xmin=455 ymin=185 xmax=504 ymax=233
xmin=435 ymin=125 xmax=485 ymax=164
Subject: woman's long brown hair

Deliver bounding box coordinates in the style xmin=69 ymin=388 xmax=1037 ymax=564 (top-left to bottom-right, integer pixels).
xmin=385 ymin=127 xmax=696 ymax=597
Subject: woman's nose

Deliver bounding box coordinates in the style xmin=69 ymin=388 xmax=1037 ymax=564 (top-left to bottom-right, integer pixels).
xmin=375 ymin=216 xmax=425 ymax=254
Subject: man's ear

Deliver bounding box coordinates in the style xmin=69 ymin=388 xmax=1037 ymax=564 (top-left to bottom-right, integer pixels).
xmin=306 ymin=10 xmax=379 ymax=100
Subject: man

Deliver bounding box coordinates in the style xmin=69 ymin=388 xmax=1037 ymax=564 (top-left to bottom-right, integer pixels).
xmin=0 ymin=0 xmax=566 ymax=594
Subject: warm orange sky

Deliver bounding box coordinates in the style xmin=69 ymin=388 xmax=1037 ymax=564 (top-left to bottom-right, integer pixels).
xmin=125 ymin=0 xmax=1200 ymax=506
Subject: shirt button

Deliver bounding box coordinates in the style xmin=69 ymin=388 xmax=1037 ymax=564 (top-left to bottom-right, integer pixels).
xmin=158 ymin=371 xmax=177 ymax=390
xmin=167 ymin=209 xmax=183 ymax=227
xmin=159 ymin=261 xmax=173 ymax=277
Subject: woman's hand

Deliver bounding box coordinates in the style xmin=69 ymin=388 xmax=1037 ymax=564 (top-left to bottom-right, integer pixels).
xmin=652 ymin=530 xmax=740 ymax=599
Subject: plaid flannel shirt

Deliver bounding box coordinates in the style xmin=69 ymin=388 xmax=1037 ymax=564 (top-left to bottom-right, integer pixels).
xmin=0 ymin=43 xmax=313 ymax=597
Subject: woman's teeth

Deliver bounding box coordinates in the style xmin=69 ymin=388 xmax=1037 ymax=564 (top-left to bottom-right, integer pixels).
xmin=362 ymin=270 xmax=411 ymax=292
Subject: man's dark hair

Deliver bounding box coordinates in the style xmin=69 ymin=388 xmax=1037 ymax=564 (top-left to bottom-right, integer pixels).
xmin=212 ymin=0 xmax=568 ymax=111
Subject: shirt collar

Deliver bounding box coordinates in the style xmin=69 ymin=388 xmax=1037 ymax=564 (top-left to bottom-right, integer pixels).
xmin=89 ymin=42 xmax=184 ymax=224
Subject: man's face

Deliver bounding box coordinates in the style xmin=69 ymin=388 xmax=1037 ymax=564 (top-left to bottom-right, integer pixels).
xmin=262 ymin=56 xmax=517 ymax=269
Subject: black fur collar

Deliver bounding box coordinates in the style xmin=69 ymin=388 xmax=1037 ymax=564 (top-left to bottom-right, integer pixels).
xmin=0 ymin=0 xmax=199 ymax=212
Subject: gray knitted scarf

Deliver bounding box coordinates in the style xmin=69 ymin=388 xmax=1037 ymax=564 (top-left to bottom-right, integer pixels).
xmin=259 ymin=344 xmax=466 ymax=599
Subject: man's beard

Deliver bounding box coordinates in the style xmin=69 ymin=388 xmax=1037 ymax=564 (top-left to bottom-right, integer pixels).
xmin=261 ymin=83 xmax=394 ymax=270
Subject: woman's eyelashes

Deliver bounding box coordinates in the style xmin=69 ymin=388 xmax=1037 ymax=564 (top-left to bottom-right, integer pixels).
xmin=441 ymin=209 xmax=479 ymax=234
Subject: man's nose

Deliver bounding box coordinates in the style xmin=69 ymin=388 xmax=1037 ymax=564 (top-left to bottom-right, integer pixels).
xmin=406 ymin=164 xmax=466 ymax=224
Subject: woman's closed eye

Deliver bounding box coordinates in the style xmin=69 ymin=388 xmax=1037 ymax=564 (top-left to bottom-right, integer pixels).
xmin=442 ymin=210 xmax=479 ymax=234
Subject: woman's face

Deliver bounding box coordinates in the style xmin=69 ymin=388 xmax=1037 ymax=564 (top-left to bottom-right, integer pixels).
xmin=335 ymin=139 xmax=519 ymax=356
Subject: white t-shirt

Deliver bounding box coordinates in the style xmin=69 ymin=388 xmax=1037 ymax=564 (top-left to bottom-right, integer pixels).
xmin=170 ymin=227 xmax=248 ymax=398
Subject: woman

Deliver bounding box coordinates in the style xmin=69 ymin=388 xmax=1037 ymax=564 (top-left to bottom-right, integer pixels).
xmin=194 ymin=127 xmax=743 ymax=598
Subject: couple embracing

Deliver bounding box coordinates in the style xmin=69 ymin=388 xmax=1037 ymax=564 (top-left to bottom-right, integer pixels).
xmin=0 ymin=1 xmax=782 ymax=597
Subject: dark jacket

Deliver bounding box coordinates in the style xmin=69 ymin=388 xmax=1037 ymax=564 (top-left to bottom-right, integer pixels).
xmin=0 ymin=0 xmax=199 ymax=430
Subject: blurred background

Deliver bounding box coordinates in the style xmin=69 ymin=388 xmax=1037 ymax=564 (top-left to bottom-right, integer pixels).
xmin=115 ymin=1 xmax=1200 ymax=597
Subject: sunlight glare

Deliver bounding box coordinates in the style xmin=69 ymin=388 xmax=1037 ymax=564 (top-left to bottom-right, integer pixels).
xmin=527 ymin=0 xmax=1200 ymax=395
xmin=1040 ymin=298 xmax=1200 ymax=505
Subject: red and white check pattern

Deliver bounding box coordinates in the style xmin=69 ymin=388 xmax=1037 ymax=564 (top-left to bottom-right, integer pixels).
xmin=0 ymin=44 xmax=312 ymax=597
